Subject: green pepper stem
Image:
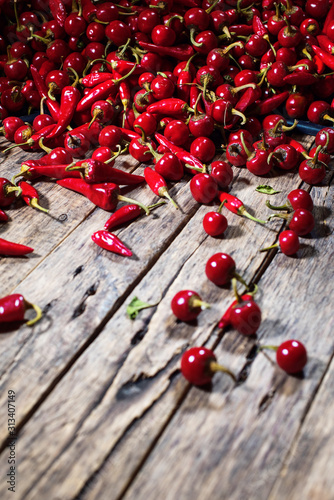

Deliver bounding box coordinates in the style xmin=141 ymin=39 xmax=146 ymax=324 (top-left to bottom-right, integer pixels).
xmin=25 ymin=300 xmax=43 ymax=326
xmin=158 ymin=187 xmax=179 ymax=209
xmin=209 ymin=361 xmax=236 ymax=382
xmin=117 ymin=194 xmax=150 ymax=215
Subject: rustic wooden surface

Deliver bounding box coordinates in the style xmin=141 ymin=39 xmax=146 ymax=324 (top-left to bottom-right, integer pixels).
xmin=0 ymin=132 xmax=333 ymax=500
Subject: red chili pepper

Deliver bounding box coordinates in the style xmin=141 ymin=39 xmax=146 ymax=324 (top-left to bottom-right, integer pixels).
xmin=67 ymin=122 xmax=103 ymax=146
xmin=0 ymin=177 xmax=21 ymax=207
xmin=144 ymin=167 xmax=178 ymax=209
xmin=229 ymin=25 xmax=254 ymax=37
xmin=57 ymin=178 xmax=150 ymax=213
xmin=323 ymin=2 xmax=334 ymax=35
xmin=219 ymin=192 xmax=267 ymax=224
xmin=91 ymin=230 xmax=132 ymax=257
xmin=67 ymin=159 xmax=145 ymax=185
xmin=283 ymin=72 xmax=318 ymax=85
xmin=30 ymin=65 xmax=60 ymax=121
xmin=317 ymin=35 xmax=334 ymax=55
xmin=314 ymin=55 xmax=326 ymax=74
xmin=138 ymin=41 xmax=194 ymax=61
xmin=177 ymin=55 xmax=196 ymax=102
xmin=104 ymin=204 xmax=145 ymax=231
xmin=0 ymin=293 xmax=42 ymax=326
xmin=190 ymin=78 xmax=205 ymax=114
xmin=80 ymin=73 xmax=113 ymax=88
xmin=312 ymin=45 xmax=334 ymax=71
xmin=119 ymin=128 xmax=141 ymax=141
xmin=218 ymin=294 xmax=254 ymax=329
xmin=252 ymin=15 xmax=268 ymax=37
xmin=147 ymin=98 xmax=191 ymax=116
xmin=46 ymin=87 xmax=81 ymax=139
xmin=18 ymin=181 xmax=49 ymax=213
xmin=286 ymin=137 xmax=308 ymax=155
xmin=154 ymin=133 xmax=204 ymax=172
xmin=0 ymin=237 xmax=34 ymax=256
xmin=252 ymin=91 xmax=290 ymax=115
xmin=49 ymin=0 xmax=67 ymax=27
xmin=0 ymin=209 xmax=8 ymax=222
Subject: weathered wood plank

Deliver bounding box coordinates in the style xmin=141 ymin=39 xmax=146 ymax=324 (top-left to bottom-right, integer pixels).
xmin=0 ymin=163 xmax=316 ymax=500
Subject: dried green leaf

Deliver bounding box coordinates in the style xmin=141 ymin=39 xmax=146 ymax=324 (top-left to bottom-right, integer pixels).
xmin=256 ymin=185 xmax=280 ymax=195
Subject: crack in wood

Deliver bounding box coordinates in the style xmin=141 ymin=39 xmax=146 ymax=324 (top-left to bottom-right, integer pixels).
xmin=258 ymin=389 xmax=276 ymax=414
xmin=71 ymin=283 xmax=99 ymax=319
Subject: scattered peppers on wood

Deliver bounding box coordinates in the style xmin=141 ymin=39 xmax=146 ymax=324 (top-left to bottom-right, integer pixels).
xmin=0 ymin=294 xmax=42 ymax=326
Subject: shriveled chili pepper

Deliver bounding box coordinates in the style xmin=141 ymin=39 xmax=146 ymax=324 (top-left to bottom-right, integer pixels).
xmin=67 ymin=159 xmax=146 ymax=185
xmin=49 ymin=0 xmax=67 ymax=27
xmin=0 ymin=237 xmax=34 ymax=256
xmin=144 ymin=167 xmax=178 ymax=209
xmin=251 ymin=91 xmax=290 ymax=115
xmin=0 ymin=293 xmax=42 ymax=326
xmin=138 ymin=41 xmax=194 ymax=61
xmin=0 ymin=209 xmax=8 ymax=222
xmin=57 ymin=178 xmax=150 ymax=213
xmin=30 ymin=65 xmax=60 ymax=121
xmin=312 ymin=45 xmax=334 ymax=71
xmin=219 ymin=192 xmax=267 ymax=224
xmin=147 ymin=98 xmax=192 ymax=116
xmin=91 ymin=230 xmax=132 ymax=257
xmin=18 ymin=181 xmax=49 ymax=213
xmin=155 ymin=133 xmax=205 ymax=172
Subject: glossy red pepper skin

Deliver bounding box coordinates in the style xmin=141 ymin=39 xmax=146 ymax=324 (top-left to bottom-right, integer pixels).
xmin=138 ymin=41 xmax=194 ymax=61
xmin=147 ymin=98 xmax=190 ymax=116
xmin=312 ymin=45 xmax=334 ymax=71
xmin=76 ymin=80 xmax=118 ymax=112
xmin=18 ymin=181 xmax=48 ymax=212
xmin=47 ymin=87 xmax=82 ymax=139
xmin=30 ymin=65 xmax=60 ymax=121
xmin=317 ymin=35 xmax=334 ymax=55
xmin=91 ymin=230 xmax=132 ymax=256
xmin=49 ymin=0 xmax=67 ymax=27
xmin=19 ymin=164 xmax=80 ymax=181
xmin=0 ymin=293 xmax=41 ymax=325
xmin=0 ymin=178 xmax=20 ymax=207
xmin=104 ymin=204 xmax=144 ymax=231
xmin=251 ymin=91 xmax=289 ymax=115
xmin=155 ymin=133 xmax=204 ymax=172
xmin=0 ymin=209 xmax=8 ymax=222
xmin=80 ymin=73 xmax=113 ymax=88
xmin=0 ymin=237 xmax=34 ymax=256
xmin=57 ymin=178 xmax=121 ymax=211
xmin=70 ymin=159 xmax=146 ymax=185
xmin=67 ymin=122 xmax=103 ymax=146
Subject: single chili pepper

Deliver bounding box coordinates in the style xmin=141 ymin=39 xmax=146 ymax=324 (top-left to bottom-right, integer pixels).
xmin=177 ymin=54 xmax=197 ymax=102
xmin=147 ymin=98 xmax=192 ymax=116
xmin=103 ymin=202 xmax=164 ymax=231
xmin=46 ymin=87 xmax=81 ymax=139
xmin=67 ymin=159 xmax=146 ymax=185
xmin=49 ymin=0 xmax=67 ymax=27
xmin=114 ymin=70 xmax=131 ymax=114
xmin=313 ymin=55 xmax=326 ymax=74
xmin=0 ymin=178 xmax=21 ymax=207
xmin=0 ymin=209 xmax=8 ymax=222
xmin=57 ymin=178 xmax=150 ymax=213
xmin=252 ymin=15 xmax=268 ymax=37
xmin=286 ymin=137 xmax=308 ymax=155
xmin=323 ymin=2 xmax=334 ymax=35
xmin=18 ymin=181 xmax=49 ymax=213
xmin=155 ymin=133 xmax=205 ymax=172
xmin=218 ymin=293 xmax=254 ymax=329
xmin=251 ymin=91 xmax=290 ymax=115
xmin=91 ymin=231 xmax=132 ymax=256
xmin=144 ymin=167 xmax=178 ymax=209
xmin=0 ymin=237 xmax=34 ymax=256
xmin=0 ymin=293 xmax=42 ymax=326
xmin=229 ymin=25 xmax=254 ymax=37
xmin=15 ymin=163 xmax=79 ymax=182
xmin=119 ymin=128 xmax=141 ymax=141
xmin=219 ymin=192 xmax=267 ymax=224
xmin=283 ymin=72 xmax=318 ymax=85
xmin=67 ymin=122 xmax=103 ymax=146
xmin=312 ymin=45 xmax=334 ymax=71
xmin=138 ymin=41 xmax=194 ymax=61
xmin=317 ymin=35 xmax=334 ymax=55
xmin=30 ymin=65 xmax=60 ymax=121
xmin=80 ymin=73 xmax=113 ymax=88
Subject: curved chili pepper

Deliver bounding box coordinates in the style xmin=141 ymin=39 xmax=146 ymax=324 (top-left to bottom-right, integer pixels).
xmin=46 ymin=87 xmax=81 ymax=139
xmin=283 ymin=72 xmax=318 ymax=85
xmin=18 ymin=181 xmax=49 ymax=213
xmin=155 ymin=133 xmax=205 ymax=172
xmin=30 ymin=65 xmax=60 ymax=121
xmin=119 ymin=128 xmax=141 ymax=141
xmin=0 ymin=237 xmax=34 ymax=256
xmin=190 ymin=78 xmax=205 ymax=114
xmin=317 ymin=35 xmax=334 ymax=55
xmin=103 ymin=201 xmax=164 ymax=231
xmin=177 ymin=56 xmax=196 ymax=102
xmin=67 ymin=122 xmax=103 ymax=146
xmin=0 ymin=293 xmax=42 ymax=326
xmin=252 ymin=15 xmax=268 ymax=37
xmin=0 ymin=209 xmax=8 ymax=222
xmin=218 ymin=294 xmax=254 ymax=329
xmin=15 ymin=163 xmax=80 ymax=182
xmin=251 ymin=91 xmax=290 ymax=115
xmin=323 ymin=2 xmax=334 ymax=35
xmin=312 ymin=45 xmax=334 ymax=71
xmin=80 ymin=73 xmax=113 ymax=88
xmin=144 ymin=167 xmax=178 ymax=209
xmin=67 ymin=159 xmax=145 ymax=185
xmin=219 ymin=192 xmax=267 ymax=224
xmin=286 ymin=137 xmax=308 ymax=155
xmin=91 ymin=231 xmax=132 ymax=257
xmin=138 ymin=41 xmax=194 ymax=61
xmin=314 ymin=55 xmax=326 ymax=74
xmin=229 ymin=25 xmax=254 ymax=37
xmin=57 ymin=178 xmax=150 ymax=213
xmin=147 ymin=98 xmax=192 ymax=116
xmin=49 ymin=0 xmax=67 ymax=27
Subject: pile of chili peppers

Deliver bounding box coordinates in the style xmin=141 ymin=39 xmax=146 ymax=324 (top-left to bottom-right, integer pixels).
xmin=0 ymin=0 xmax=333 ymax=327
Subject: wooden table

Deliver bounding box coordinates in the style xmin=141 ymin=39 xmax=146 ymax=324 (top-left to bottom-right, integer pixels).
xmin=0 ymin=133 xmax=333 ymax=500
